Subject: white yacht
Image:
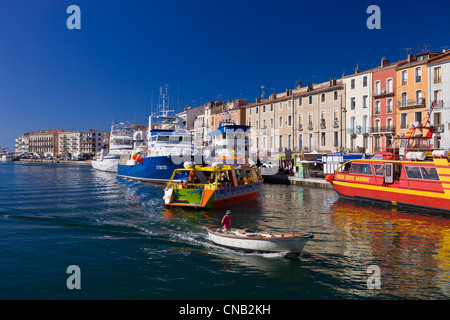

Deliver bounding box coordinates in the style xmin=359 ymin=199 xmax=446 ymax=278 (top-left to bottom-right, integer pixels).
xmin=1 ymin=147 xmax=13 ymax=162
xmin=91 ymin=121 xmax=134 ymax=173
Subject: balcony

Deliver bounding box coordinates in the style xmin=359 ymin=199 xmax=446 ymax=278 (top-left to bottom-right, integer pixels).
xmin=298 ymin=124 xmax=303 ymax=131
xmin=372 ymin=88 xmax=394 ymax=99
xmin=396 ymin=98 xmax=425 ymax=109
xmin=434 ymin=76 xmax=442 ymax=84
xmin=332 ymin=119 xmax=339 ymax=128
xmin=370 ymin=126 xmax=395 ymax=134
xmin=320 ymin=120 xmax=326 ymax=129
xmin=260 ymin=127 xmax=267 ymax=135
xmin=307 ymin=123 xmax=313 ymax=130
xmin=433 ymin=124 xmax=445 ymax=133
xmin=433 ymin=100 xmax=443 ymax=108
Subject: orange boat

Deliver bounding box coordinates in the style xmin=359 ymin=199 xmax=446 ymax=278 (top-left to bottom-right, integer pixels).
xmin=326 ymin=102 xmax=450 ymax=213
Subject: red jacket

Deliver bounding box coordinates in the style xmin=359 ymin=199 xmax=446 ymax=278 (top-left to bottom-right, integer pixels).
xmin=221 ymin=214 xmax=231 ymax=229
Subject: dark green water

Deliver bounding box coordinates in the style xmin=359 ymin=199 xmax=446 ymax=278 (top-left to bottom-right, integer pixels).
xmin=0 ymin=162 xmax=448 ymax=300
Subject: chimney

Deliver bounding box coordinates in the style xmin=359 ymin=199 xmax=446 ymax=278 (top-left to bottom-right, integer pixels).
xmin=408 ymin=52 xmax=415 ymax=63
xmin=381 ymin=56 xmax=390 ymax=67
xmin=269 ymin=94 xmax=276 ymax=100
xmin=255 ymin=97 xmax=261 ymax=103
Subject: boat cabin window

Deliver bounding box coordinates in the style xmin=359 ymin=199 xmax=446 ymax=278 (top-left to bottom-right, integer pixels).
xmin=405 ymin=166 xmax=440 ymax=181
xmin=373 ymin=164 xmax=384 ymax=176
xmin=157 ymin=136 xmax=170 ymax=142
xmin=169 ymin=135 xmax=183 ymax=142
xmin=350 ymin=163 xmax=373 ymax=175
xmin=405 ymin=166 xmax=422 ymax=179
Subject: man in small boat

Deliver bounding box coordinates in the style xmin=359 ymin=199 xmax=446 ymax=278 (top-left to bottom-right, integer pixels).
xmin=221 ymin=210 xmax=231 ymax=234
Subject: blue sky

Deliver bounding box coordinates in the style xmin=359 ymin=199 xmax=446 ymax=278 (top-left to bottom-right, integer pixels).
xmin=1 ymin=0 xmax=449 ymax=150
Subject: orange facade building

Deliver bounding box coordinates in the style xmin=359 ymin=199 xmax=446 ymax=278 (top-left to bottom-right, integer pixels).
xmin=395 ymin=52 xmax=441 ymax=136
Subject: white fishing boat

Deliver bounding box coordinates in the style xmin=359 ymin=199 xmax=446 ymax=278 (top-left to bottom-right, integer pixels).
xmin=91 ymin=121 xmax=134 ymax=173
xmin=206 ymin=227 xmax=313 ymax=256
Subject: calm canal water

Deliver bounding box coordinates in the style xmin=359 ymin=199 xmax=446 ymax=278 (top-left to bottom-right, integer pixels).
xmin=0 ymin=162 xmax=449 ymax=300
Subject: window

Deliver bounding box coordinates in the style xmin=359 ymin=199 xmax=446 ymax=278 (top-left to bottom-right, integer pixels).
xmin=256 ymin=120 xmax=259 ymax=130
xmin=270 ymin=103 xmax=273 ymax=112
xmin=415 ymin=111 xmax=422 ymax=124
xmin=363 ymin=95 xmax=368 ymax=108
xmin=401 ymin=70 xmax=408 ymax=86
xmin=415 ymin=67 xmax=422 ymax=83
xmin=350 ymin=97 xmax=356 ymax=110
xmin=334 ymin=91 xmax=338 ymax=101
xmin=387 ymin=78 xmax=393 ymax=93
xmin=270 ymin=118 xmax=274 ymax=129
xmin=374 ymin=100 xmax=381 ymax=114
xmin=298 ymin=98 xmax=302 ymax=106
xmin=351 ymin=79 xmax=355 ymax=89
xmin=321 ymin=93 xmax=325 ymax=102
xmin=288 ymin=100 xmax=292 ymax=109
xmin=373 ymin=164 xmax=384 ymax=176
xmin=401 ymin=92 xmax=407 ymax=107
xmin=263 ymin=119 xmax=266 ymax=128
xmin=308 ymin=96 xmax=313 ymax=104
xmin=416 ymin=90 xmax=423 ymax=104
xmin=279 ymin=116 xmax=283 ymax=128
xmin=405 ymin=166 xmax=423 ymax=179
xmin=363 ymin=76 xmax=368 ymax=87
xmin=350 ymin=163 xmax=373 ymax=175
xmin=333 ymin=131 xmax=339 ymax=148
xmin=263 ymin=105 xmax=266 ymax=113
xmin=400 ymin=113 xmax=408 ymax=129
xmin=386 ymin=99 xmax=393 ymax=113
xmin=375 ymin=81 xmax=381 ymax=95
xmin=434 ymin=67 xmax=442 ymax=84
xmin=279 ymin=102 xmax=282 ymax=110
xmin=288 ymin=115 xmax=292 ymax=126
xmin=420 ymin=167 xmax=440 ymax=180
xmin=256 ymin=107 xmax=259 ymax=114
xmin=321 ymin=132 xmax=326 ymax=147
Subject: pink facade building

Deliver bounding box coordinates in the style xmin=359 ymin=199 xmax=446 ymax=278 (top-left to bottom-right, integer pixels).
xmin=371 ymin=57 xmax=406 ymax=152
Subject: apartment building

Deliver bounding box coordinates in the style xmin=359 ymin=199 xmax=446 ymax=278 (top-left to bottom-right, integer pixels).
xmin=28 ymin=130 xmax=59 ymax=156
xmin=428 ymin=52 xmax=450 ymax=150
xmin=371 ymin=57 xmax=407 ymax=152
xmin=244 ymin=79 xmax=344 ymax=155
xmin=395 ymin=51 xmax=441 ymax=136
xmin=343 ymin=66 xmax=373 ymax=153
xmin=14 ymin=134 xmax=29 ymax=155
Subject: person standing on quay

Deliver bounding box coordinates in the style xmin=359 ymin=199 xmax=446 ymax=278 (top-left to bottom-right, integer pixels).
xmin=221 ymin=210 xmax=231 ymax=233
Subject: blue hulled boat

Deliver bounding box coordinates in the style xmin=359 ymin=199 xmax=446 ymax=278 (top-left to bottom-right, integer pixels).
xmin=117 ymin=86 xmax=193 ymax=183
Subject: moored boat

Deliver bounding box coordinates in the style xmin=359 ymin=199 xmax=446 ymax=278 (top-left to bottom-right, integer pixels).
xmin=325 ymin=101 xmax=450 ymax=213
xmin=117 ymin=86 xmax=193 ymax=183
xmin=91 ymin=121 xmax=134 ymax=173
xmin=206 ymin=227 xmax=314 ymax=256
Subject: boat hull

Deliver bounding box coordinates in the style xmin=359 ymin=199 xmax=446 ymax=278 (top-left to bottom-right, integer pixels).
xmin=91 ymin=158 xmax=120 ymax=173
xmin=331 ymin=180 xmax=450 ymax=213
xmin=207 ymin=227 xmax=313 ymax=255
xmin=118 ymin=155 xmax=186 ymax=183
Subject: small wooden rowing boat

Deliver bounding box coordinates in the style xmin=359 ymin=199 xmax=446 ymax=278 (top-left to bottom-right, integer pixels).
xmin=206 ymin=227 xmax=313 ymax=256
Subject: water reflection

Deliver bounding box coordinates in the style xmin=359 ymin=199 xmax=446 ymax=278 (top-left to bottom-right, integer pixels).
xmin=330 ymin=200 xmax=450 ymax=298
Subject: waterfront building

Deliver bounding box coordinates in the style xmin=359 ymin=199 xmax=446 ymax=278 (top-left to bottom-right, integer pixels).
xmin=28 ymin=130 xmax=59 ymax=156
xmin=370 ymin=57 xmax=407 ymax=153
xmin=14 ymin=134 xmax=29 ymax=155
xmin=343 ymin=65 xmax=373 ymax=153
xmin=243 ymin=79 xmax=344 ymax=156
xmin=394 ymin=51 xmax=441 ymax=137
xmin=297 ymin=79 xmax=344 ymax=154
xmin=57 ymin=131 xmax=76 ymax=156
xmin=427 ymin=51 xmax=450 ymax=150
